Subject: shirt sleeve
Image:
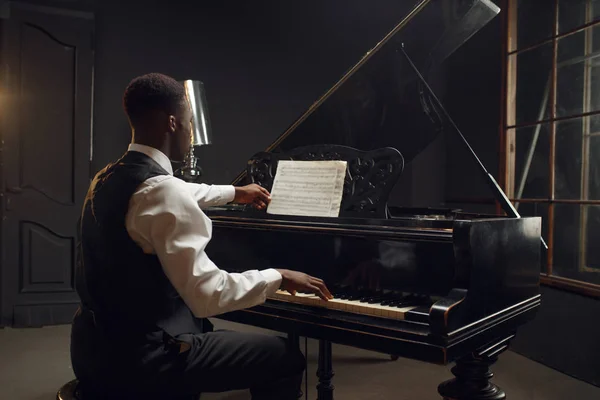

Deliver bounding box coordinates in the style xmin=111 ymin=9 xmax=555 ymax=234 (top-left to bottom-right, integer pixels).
xmin=127 ymin=178 xmax=281 ymax=318
xmin=186 ymin=182 xmax=235 ymax=208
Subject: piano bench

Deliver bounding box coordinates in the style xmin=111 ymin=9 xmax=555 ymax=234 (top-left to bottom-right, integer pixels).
xmin=56 ymin=379 xmax=199 ymax=400
xmin=56 ymin=380 xmax=80 ymax=400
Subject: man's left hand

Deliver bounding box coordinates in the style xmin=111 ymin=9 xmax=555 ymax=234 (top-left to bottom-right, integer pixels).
xmin=233 ymin=184 xmax=271 ymax=210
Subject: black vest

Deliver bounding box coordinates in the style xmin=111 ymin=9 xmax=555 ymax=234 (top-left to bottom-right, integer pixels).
xmin=76 ymin=151 xmax=204 ymax=341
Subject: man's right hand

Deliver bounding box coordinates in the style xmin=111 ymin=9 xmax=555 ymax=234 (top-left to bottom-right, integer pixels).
xmin=233 ymin=184 xmax=271 ymax=210
xmin=275 ymin=269 xmax=333 ymax=301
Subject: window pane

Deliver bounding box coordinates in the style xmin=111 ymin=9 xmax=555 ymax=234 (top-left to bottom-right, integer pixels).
xmin=556 ymin=26 xmax=600 ymax=118
xmin=584 ymin=205 xmax=600 ymax=274
xmin=513 ymin=124 xmax=550 ymax=199
xmin=517 ymin=0 xmax=555 ymax=49
xmin=587 ymin=134 xmax=600 ymax=199
xmin=553 ymin=203 xmax=582 ymax=274
xmin=514 ymin=43 xmax=553 ymax=125
xmin=555 ymin=119 xmax=583 ymax=199
xmin=557 ymin=31 xmax=586 ymax=117
xmin=551 ymin=116 xmax=600 ymax=198
xmin=559 ymin=0 xmax=600 ymax=34
xmin=553 ymin=204 xmax=600 ymax=284
xmin=594 ymin=24 xmax=600 ymax=52
xmin=515 ymin=202 xmax=549 ymax=273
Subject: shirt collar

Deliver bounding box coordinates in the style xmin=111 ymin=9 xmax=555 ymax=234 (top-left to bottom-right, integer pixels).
xmin=127 ymin=143 xmax=174 ymax=175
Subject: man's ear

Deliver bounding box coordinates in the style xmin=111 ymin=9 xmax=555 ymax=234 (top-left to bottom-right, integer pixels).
xmin=168 ymin=115 xmax=177 ymax=133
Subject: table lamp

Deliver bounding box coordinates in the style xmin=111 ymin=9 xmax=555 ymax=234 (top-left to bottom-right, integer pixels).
xmin=175 ymin=79 xmax=213 ymax=182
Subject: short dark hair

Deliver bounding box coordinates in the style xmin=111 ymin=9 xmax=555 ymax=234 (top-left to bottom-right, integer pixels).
xmin=123 ymin=72 xmax=187 ymax=126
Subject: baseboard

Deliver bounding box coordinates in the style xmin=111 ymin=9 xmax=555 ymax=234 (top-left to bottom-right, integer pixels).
xmin=12 ymin=302 xmax=79 ymax=328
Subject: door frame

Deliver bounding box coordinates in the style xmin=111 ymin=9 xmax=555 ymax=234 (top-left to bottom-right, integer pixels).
xmin=0 ymin=1 xmax=94 ymax=327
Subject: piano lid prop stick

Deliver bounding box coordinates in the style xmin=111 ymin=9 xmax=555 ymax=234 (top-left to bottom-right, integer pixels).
xmin=399 ymin=44 xmax=548 ymax=251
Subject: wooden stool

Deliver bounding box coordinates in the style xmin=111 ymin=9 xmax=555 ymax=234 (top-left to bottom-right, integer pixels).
xmin=56 ymin=380 xmax=81 ymax=400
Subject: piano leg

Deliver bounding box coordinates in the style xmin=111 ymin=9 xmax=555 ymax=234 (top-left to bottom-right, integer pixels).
xmin=316 ymin=339 xmax=335 ymax=400
xmin=288 ymin=333 xmax=304 ymax=399
xmin=437 ymin=353 xmax=505 ymax=400
xmin=437 ymin=335 xmax=514 ymax=400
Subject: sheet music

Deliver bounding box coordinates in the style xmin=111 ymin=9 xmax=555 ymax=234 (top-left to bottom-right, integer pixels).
xmin=267 ymin=160 xmax=347 ymax=218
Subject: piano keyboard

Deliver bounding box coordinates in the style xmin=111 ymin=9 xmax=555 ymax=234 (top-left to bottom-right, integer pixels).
xmin=268 ymin=290 xmax=430 ymax=321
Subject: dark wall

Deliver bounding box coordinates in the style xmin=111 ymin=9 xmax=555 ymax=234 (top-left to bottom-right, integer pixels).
xmin=511 ymin=287 xmax=600 ymax=387
xmin=51 ymin=0 xmax=501 ymax=211
xmin=91 ymin=0 xmax=417 ymax=184
xmin=7 ymin=0 xmax=600 ymax=389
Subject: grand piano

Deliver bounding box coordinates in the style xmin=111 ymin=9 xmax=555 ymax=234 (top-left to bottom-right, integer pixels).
xmin=204 ymin=1 xmax=542 ymax=399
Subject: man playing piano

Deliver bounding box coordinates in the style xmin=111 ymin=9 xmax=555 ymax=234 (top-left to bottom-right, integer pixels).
xmin=70 ymin=72 xmax=332 ymax=399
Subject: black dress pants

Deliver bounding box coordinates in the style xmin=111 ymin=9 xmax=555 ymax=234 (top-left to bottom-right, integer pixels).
xmin=175 ymin=330 xmax=305 ymax=399
xmin=71 ymin=312 xmax=304 ymax=400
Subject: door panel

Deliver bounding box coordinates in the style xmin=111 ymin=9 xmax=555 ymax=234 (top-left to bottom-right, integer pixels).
xmin=20 ymin=221 xmax=74 ymax=293
xmin=20 ymin=21 xmax=77 ymax=205
xmin=0 ymin=3 xmax=94 ymax=327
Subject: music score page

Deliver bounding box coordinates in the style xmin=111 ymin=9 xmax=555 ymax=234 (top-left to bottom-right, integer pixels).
xmin=266 ymin=160 xmax=347 ymax=218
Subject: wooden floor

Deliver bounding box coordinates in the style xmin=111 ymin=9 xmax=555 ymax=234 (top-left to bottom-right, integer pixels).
xmin=1 ymin=319 xmax=599 ymax=400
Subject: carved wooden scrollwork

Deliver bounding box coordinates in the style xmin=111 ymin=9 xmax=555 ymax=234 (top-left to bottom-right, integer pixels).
xmin=246 ymin=144 xmax=404 ymax=218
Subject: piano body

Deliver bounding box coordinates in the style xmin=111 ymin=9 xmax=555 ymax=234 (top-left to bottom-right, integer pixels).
xmin=204 ymin=1 xmax=542 ymax=399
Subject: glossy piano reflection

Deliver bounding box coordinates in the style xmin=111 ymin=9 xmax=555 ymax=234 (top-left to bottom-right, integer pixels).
xmin=208 ymin=221 xmax=456 ymax=296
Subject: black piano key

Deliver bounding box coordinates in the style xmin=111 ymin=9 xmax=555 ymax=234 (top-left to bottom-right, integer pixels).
xmin=366 ymin=293 xmax=392 ymax=304
xmin=381 ymin=294 xmax=401 ymax=305
xmin=367 ymin=297 xmax=385 ymax=304
xmin=349 ymin=290 xmax=369 ymax=301
xmin=360 ymin=291 xmax=382 ymax=302
xmin=388 ymin=295 xmax=413 ymax=307
xmin=359 ymin=293 xmax=377 ymax=302
xmin=393 ymin=296 xmax=423 ymax=307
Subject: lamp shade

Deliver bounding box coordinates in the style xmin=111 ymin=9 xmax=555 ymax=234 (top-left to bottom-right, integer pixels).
xmin=182 ymin=79 xmax=213 ymax=146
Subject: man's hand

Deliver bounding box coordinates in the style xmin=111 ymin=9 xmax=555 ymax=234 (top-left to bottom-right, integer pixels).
xmin=233 ymin=184 xmax=271 ymax=210
xmin=275 ymin=269 xmax=333 ymax=301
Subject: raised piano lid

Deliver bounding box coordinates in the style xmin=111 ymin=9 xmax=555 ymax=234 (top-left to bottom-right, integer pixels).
xmin=212 ymin=1 xmax=544 ymax=237
xmin=223 ymin=0 xmax=547 ymax=247
xmin=231 ymin=0 xmax=500 ymax=182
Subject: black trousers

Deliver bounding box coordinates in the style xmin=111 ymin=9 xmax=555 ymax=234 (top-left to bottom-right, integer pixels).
xmin=175 ymin=330 xmax=305 ymax=399
xmin=71 ymin=312 xmax=304 ymax=399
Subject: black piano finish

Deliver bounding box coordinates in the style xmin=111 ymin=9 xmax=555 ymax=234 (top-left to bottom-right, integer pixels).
xmin=206 ymin=175 xmax=541 ymax=400
xmin=206 ymin=208 xmax=541 ymax=356
xmin=201 ymin=1 xmax=542 ymax=399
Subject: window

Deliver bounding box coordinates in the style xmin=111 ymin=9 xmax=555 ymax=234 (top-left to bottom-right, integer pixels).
xmin=503 ymin=0 xmax=600 ymax=296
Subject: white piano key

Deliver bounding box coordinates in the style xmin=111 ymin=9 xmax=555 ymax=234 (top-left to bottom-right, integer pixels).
xmin=268 ymin=290 xmax=419 ymax=321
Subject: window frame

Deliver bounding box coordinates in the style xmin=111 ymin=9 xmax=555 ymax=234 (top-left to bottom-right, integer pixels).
xmin=502 ymin=0 xmax=600 ymax=297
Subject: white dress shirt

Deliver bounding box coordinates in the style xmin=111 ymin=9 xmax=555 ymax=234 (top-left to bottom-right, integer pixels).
xmin=125 ymin=143 xmax=282 ymax=318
